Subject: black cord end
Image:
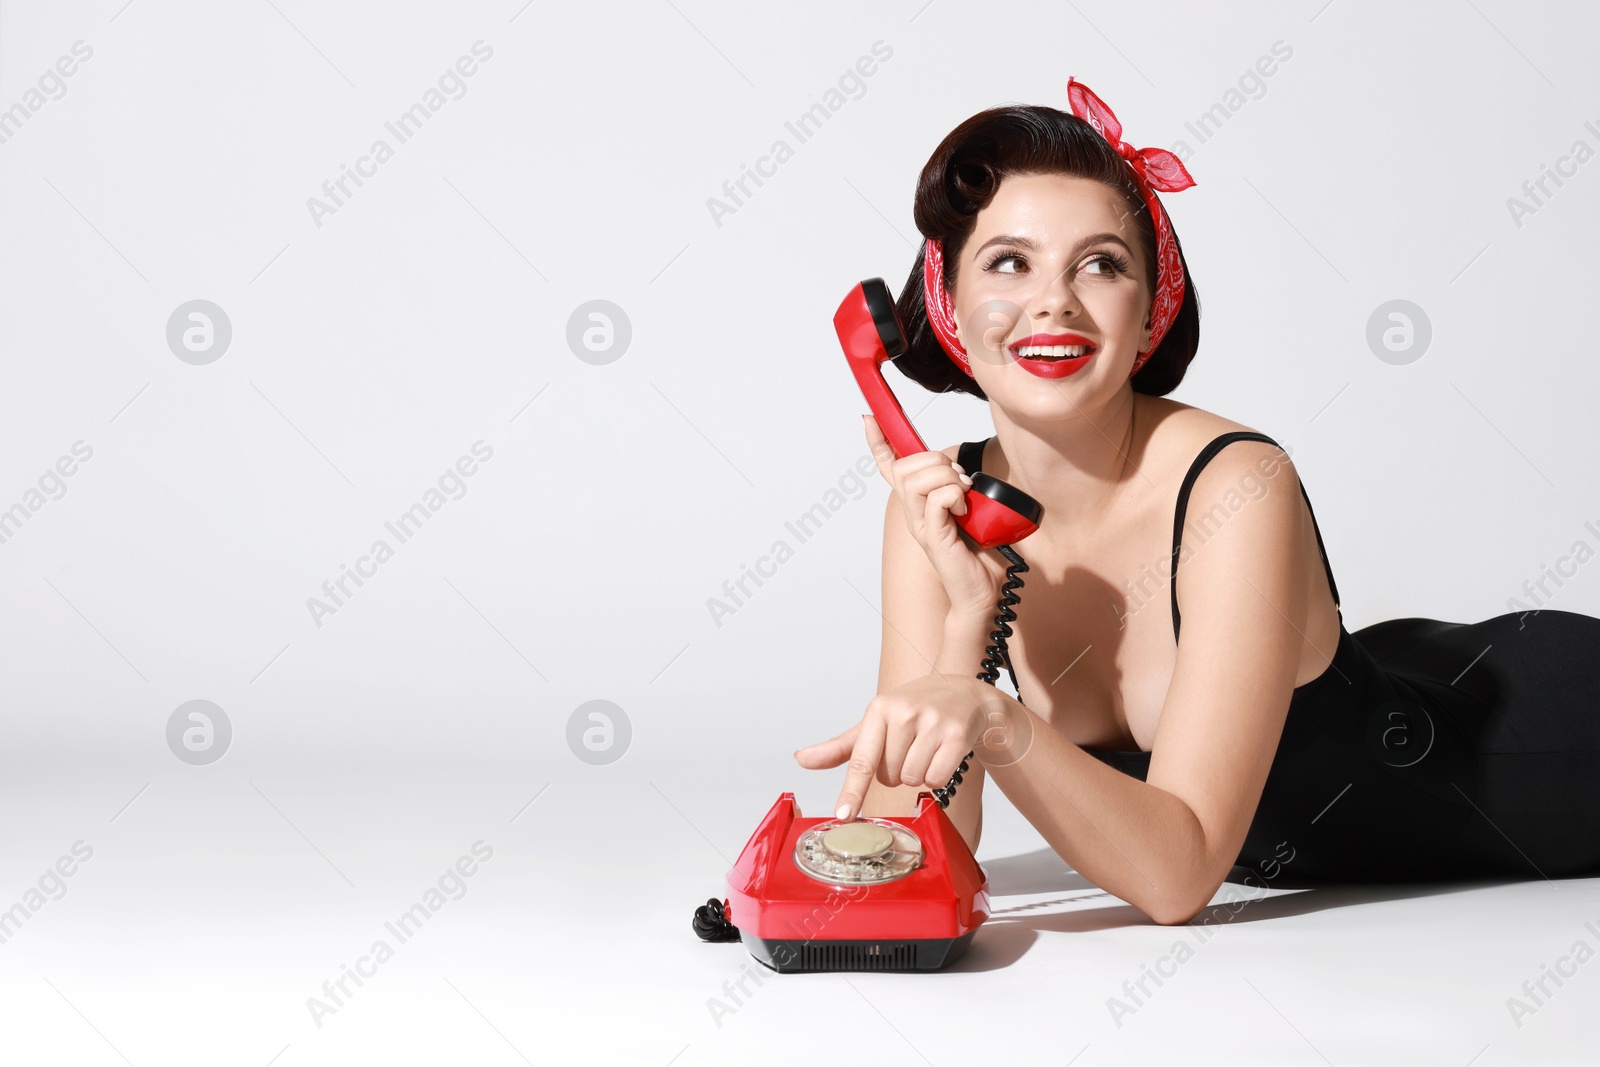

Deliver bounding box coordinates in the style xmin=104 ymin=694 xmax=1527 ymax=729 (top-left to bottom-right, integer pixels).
xmin=693 ymin=897 xmax=741 ymax=942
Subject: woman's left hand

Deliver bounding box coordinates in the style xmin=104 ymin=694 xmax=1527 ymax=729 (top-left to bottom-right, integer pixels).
xmin=794 ymin=674 xmax=1006 ymax=821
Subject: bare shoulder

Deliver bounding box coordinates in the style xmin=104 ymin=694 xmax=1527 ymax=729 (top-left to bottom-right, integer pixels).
xmin=1138 ymin=396 xmax=1293 ymax=486
xmin=1149 ymin=398 xmax=1308 ymax=606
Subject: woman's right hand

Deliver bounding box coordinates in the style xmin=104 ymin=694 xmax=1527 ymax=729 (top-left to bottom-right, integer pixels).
xmin=865 ymin=413 xmax=1005 ymax=620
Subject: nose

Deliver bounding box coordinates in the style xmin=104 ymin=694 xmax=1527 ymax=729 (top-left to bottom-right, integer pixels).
xmin=1030 ymin=260 xmax=1083 ymax=323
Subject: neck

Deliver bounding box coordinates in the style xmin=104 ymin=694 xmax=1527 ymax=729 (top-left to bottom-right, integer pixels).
xmin=989 ymin=389 xmax=1146 ymax=538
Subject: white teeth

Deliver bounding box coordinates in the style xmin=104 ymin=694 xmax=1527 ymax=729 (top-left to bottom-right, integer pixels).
xmin=1014 ymin=344 xmax=1093 ymax=359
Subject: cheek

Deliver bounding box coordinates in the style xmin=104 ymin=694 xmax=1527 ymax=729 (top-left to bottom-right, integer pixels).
xmin=957 ymin=296 xmax=1025 ymax=353
xmin=1090 ymin=282 xmax=1149 ymax=333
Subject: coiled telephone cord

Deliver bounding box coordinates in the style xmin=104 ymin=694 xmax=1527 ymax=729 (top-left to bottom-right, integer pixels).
xmin=931 ymin=542 xmax=1028 ymax=809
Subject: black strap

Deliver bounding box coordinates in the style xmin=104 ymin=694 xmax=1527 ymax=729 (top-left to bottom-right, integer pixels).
xmin=957 ymin=438 xmax=986 ymax=477
xmin=1170 ymin=431 xmax=1341 ymax=643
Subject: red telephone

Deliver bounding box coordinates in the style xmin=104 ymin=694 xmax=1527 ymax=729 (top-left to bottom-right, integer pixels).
xmin=690 ymin=278 xmax=1039 ymax=972
xmin=697 ymin=791 xmax=990 ymax=972
xmin=832 ymin=277 xmax=1042 ymax=548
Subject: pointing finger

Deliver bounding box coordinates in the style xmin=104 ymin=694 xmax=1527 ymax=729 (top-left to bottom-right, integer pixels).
xmin=836 ymin=713 xmax=886 ymax=822
xmin=793 ymin=722 xmax=859 ymax=769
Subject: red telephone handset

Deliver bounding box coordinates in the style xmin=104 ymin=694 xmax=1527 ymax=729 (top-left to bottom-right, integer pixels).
xmin=834 ymin=278 xmax=1043 ymax=549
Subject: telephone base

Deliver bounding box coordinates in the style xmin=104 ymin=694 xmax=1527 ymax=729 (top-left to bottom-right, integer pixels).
xmin=743 ymin=929 xmax=977 ymax=973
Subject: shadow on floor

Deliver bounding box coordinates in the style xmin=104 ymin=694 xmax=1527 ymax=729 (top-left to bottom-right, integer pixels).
xmin=944 ymin=846 xmax=1561 ymax=971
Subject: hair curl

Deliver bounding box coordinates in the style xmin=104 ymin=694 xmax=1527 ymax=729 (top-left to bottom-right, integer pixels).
xmin=893 ymin=104 xmax=1199 ymax=399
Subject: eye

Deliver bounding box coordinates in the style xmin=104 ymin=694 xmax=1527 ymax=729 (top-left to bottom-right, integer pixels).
xmin=1082 ymin=251 xmax=1131 ymax=277
xmin=982 ymin=250 xmax=1027 ymax=274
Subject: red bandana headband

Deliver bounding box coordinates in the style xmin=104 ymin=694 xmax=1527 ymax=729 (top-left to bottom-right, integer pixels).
xmin=923 ymin=77 xmax=1197 ymax=378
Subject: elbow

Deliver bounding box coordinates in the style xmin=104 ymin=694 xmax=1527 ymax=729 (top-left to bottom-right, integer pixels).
xmin=1146 ymin=897 xmax=1205 ymax=927
xmin=1143 ymin=868 xmax=1226 ymax=927
xmin=1142 ymin=808 xmax=1229 ymax=926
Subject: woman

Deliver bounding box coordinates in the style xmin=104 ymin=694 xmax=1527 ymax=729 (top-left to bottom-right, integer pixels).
xmin=794 ymin=79 xmax=1600 ymax=925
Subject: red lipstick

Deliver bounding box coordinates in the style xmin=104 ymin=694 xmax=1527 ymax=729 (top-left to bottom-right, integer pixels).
xmin=1008 ymin=333 xmax=1097 ymax=380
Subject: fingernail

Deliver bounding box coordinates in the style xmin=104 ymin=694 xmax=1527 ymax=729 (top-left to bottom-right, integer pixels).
xmin=959 ymin=473 xmax=973 ymax=486
xmin=836 ymin=804 xmax=852 ymax=821
xmin=952 ymin=462 xmax=966 ymax=474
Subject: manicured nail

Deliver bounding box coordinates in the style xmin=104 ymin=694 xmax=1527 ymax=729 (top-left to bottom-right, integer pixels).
xmin=837 ymin=804 xmax=852 ymax=821
xmin=952 ymin=462 xmax=966 ymax=474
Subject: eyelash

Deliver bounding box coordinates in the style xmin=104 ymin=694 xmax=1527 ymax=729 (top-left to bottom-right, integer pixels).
xmin=981 ymin=250 xmax=1131 ymax=276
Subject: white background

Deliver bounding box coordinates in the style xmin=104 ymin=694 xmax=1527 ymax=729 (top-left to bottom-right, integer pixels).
xmin=2 ymin=1 xmax=1598 ymax=1064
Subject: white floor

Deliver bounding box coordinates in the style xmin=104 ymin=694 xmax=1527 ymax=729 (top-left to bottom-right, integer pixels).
xmin=4 ymin=760 xmax=1597 ymax=1066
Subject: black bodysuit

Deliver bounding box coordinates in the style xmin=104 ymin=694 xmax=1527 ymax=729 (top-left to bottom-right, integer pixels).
xmin=957 ymin=431 xmax=1600 ymax=883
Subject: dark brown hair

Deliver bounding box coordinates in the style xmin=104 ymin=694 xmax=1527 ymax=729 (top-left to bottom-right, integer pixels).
xmin=893 ymin=104 xmax=1200 ymax=399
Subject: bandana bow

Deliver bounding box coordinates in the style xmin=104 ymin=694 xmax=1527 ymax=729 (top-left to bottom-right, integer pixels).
xmin=923 ymin=77 xmax=1196 ymax=379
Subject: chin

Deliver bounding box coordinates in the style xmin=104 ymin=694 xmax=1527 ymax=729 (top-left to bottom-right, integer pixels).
xmin=997 ymin=381 xmax=1106 ymax=423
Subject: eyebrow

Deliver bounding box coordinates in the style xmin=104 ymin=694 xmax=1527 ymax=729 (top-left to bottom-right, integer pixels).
xmin=972 ymin=231 xmax=1133 ymax=260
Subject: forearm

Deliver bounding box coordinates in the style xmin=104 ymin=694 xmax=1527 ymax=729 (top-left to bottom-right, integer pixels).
xmin=985 ymin=710 xmax=1209 ymax=923
xmin=943 ymin=611 xmax=1211 ymax=924
xmin=934 ymin=608 xmax=997 ymax=678
xmin=931 ymin=610 xmax=992 ymax=855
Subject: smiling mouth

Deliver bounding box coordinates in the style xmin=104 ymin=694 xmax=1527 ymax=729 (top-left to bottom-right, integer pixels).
xmin=1010 ymin=343 xmax=1096 ymax=361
